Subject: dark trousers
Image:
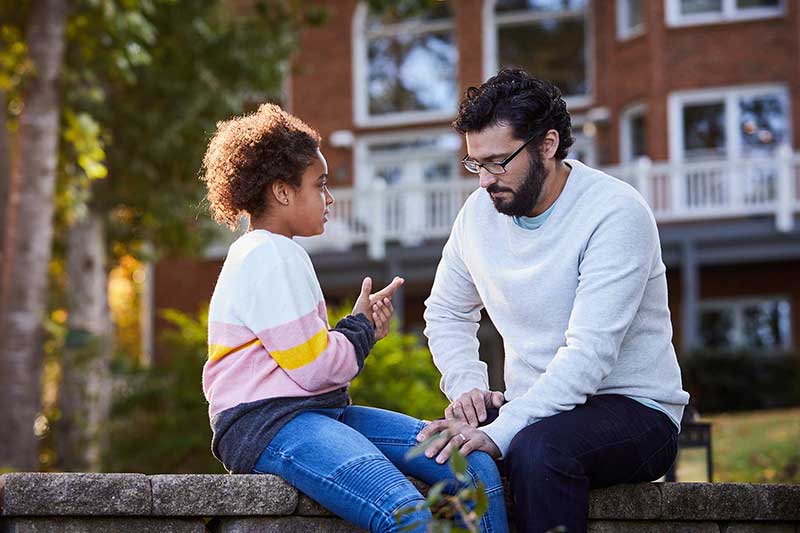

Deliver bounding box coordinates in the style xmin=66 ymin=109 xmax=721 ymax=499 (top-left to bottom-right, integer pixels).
xmin=490 ymin=394 xmax=678 ymax=533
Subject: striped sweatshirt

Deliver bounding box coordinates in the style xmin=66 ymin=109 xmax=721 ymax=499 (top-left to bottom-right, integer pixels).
xmin=202 ymin=229 xmax=375 ymax=473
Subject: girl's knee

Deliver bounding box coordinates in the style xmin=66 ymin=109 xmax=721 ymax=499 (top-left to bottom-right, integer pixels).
xmin=466 ymin=450 xmax=503 ymax=490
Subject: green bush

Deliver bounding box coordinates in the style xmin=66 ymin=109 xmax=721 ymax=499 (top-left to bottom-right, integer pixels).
xmin=104 ymin=306 xmax=224 ymax=474
xmin=329 ymin=304 xmax=449 ymax=422
xmin=105 ymin=303 xmax=447 ymax=473
xmin=682 ymin=349 xmax=800 ymax=414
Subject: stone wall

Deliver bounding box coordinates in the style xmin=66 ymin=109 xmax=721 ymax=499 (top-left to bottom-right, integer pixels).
xmin=1 ymin=474 xmax=798 ymax=532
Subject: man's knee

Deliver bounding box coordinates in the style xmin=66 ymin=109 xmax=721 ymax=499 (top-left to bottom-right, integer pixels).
xmin=506 ymin=424 xmax=584 ymax=481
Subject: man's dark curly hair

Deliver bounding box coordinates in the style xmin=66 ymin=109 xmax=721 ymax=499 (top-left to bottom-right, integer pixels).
xmin=200 ymin=103 xmax=321 ymax=229
xmin=452 ymin=68 xmax=575 ymax=160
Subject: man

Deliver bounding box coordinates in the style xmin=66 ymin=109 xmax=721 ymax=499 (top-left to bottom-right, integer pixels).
xmin=417 ymin=68 xmax=690 ymax=533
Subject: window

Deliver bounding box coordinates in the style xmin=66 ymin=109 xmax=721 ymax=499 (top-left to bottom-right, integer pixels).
xmin=485 ymin=0 xmax=591 ymax=107
xmin=354 ymin=2 xmax=458 ymax=126
xmin=620 ymin=103 xmax=648 ymax=162
xmin=617 ymin=0 xmax=645 ymax=40
xmin=666 ymin=0 xmax=784 ymax=27
xmin=668 ymin=85 xmax=790 ymax=208
xmin=669 ymin=85 xmax=789 ymax=162
xmin=699 ymin=297 xmax=792 ymax=351
xmin=355 ymin=130 xmax=462 ymax=241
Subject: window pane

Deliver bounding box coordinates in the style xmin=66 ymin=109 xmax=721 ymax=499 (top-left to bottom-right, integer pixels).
xmin=741 ymin=301 xmax=791 ymax=349
xmin=700 ymin=308 xmax=736 ymax=349
xmin=624 ymin=0 xmax=644 ymax=30
xmin=498 ymin=18 xmax=586 ymax=96
xmin=736 ymin=0 xmax=779 ymax=9
xmin=495 ymin=0 xmax=586 ymax=13
xmin=368 ymin=32 xmax=458 ymax=115
xmin=683 ymin=102 xmax=726 ymax=158
xmin=630 ymin=113 xmax=647 ymax=158
xmin=680 ymin=0 xmax=723 ymax=15
xmin=739 ymin=94 xmax=786 ymax=154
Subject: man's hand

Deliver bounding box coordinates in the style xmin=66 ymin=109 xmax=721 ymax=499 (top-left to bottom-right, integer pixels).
xmin=415 ymin=419 xmax=501 ymax=463
xmin=445 ymin=388 xmax=505 ymax=427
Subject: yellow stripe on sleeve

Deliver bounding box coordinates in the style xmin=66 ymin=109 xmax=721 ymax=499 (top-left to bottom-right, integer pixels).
xmin=269 ymin=328 xmax=329 ymax=370
xmin=208 ymin=338 xmax=262 ymax=362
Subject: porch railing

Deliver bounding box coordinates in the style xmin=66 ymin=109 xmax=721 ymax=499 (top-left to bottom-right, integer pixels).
xmin=300 ymin=146 xmax=800 ymax=260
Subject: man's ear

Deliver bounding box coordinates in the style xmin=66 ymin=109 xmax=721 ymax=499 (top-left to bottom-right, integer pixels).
xmin=271 ymin=180 xmax=291 ymax=206
xmin=541 ymin=129 xmax=561 ymax=160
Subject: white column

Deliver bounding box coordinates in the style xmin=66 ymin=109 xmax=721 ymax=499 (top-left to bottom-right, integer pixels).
xmin=776 ymin=143 xmax=794 ymax=232
xmin=368 ymin=179 xmax=387 ymax=260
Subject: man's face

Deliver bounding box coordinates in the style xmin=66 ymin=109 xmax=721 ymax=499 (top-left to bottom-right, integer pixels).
xmin=465 ymin=124 xmax=547 ymax=217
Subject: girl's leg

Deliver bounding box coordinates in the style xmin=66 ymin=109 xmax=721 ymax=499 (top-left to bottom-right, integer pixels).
xmin=253 ymin=408 xmax=431 ymax=532
xmin=340 ymin=405 xmax=510 ymax=533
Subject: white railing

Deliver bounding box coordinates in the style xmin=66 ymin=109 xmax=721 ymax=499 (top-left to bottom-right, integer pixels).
xmin=298 ymin=146 xmax=800 ymax=259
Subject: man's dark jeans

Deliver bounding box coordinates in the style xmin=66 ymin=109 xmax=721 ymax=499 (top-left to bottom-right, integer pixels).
xmin=487 ymin=394 xmax=678 ymax=533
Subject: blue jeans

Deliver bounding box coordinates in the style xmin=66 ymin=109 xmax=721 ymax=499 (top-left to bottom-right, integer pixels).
xmin=500 ymin=394 xmax=678 ymax=533
xmin=253 ymin=405 xmax=509 ymax=533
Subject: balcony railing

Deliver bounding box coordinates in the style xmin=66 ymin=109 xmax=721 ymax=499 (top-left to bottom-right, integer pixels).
xmin=298 ymin=146 xmax=800 ymax=260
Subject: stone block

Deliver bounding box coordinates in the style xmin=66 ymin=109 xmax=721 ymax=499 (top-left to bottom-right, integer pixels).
xmin=214 ymin=516 xmax=366 ymax=533
xmin=752 ymin=484 xmax=800 ymax=521
xmin=660 ymin=482 xmax=759 ymax=520
xmin=150 ymin=474 xmax=297 ymax=516
xmin=296 ymin=494 xmax=334 ymax=517
xmin=723 ymin=523 xmax=798 ymax=533
xmin=0 ymin=473 xmax=150 ymax=516
xmin=588 ymin=520 xmax=720 ymax=533
xmin=0 ymin=517 xmax=205 ymax=532
xmin=589 ymin=483 xmax=662 ymax=519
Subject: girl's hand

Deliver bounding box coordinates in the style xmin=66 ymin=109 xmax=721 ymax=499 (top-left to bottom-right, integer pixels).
xmin=352 ymin=276 xmax=405 ymax=330
xmin=372 ymin=297 xmax=394 ymax=340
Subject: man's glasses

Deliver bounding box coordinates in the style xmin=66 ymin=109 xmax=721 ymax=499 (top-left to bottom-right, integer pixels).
xmin=461 ymin=135 xmax=537 ymax=175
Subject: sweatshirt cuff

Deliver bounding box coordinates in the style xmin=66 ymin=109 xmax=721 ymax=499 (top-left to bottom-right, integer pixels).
xmin=332 ymin=313 xmax=376 ymax=374
xmin=480 ymin=413 xmax=533 ymax=458
xmin=443 ymin=373 xmax=491 ymax=402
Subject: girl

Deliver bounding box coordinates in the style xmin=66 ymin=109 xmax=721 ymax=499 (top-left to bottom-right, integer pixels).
xmin=200 ymin=103 xmax=508 ymax=532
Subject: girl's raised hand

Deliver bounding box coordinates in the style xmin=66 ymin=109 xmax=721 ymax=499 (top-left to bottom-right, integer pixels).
xmin=372 ymin=297 xmax=394 ymax=340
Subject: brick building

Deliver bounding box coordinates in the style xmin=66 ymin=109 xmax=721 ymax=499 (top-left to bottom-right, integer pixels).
xmin=154 ymin=0 xmax=800 ymax=381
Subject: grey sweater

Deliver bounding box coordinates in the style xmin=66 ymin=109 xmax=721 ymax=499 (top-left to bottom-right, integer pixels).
xmin=424 ymin=160 xmax=690 ymax=456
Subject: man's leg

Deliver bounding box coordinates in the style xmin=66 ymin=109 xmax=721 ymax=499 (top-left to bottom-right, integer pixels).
xmin=503 ymin=394 xmax=678 ymax=533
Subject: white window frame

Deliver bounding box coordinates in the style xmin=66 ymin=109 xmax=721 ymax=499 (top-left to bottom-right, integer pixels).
xmin=353 ymin=128 xmax=463 ymax=190
xmin=616 ymin=0 xmax=646 ymax=40
xmin=698 ymin=295 xmax=793 ymax=351
xmin=482 ymin=0 xmax=594 ymax=110
xmin=620 ymin=102 xmax=648 ymax=163
xmin=352 ymin=2 xmax=458 ymax=128
xmin=665 ymin=0 xmax=785 ymax=28
xmin=667 ymin=83 xmax=791 ymax=162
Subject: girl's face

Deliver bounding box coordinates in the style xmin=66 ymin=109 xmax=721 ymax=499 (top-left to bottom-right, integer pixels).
xmin=288 ymin=149 xmax=334 ymax=237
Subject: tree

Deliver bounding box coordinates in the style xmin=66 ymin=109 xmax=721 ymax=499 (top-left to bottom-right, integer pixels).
xmin=0 ymin=0 xmax=324 ymax=471
xmin=0 ymin=0 xmax=68 ymax=472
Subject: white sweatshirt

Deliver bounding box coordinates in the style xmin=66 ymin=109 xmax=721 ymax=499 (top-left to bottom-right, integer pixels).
xmin=424 ymin=160 xmax=690 ymax=456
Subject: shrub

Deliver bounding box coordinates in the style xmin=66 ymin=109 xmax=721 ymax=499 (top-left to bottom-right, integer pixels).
xmin=681 ymin=349 xmax=800 ymax=414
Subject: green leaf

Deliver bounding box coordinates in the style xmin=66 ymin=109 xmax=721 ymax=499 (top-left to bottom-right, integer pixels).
xmin=426 ymin=480 xmax=447 ymax=506
xmin=449 ymin=449 xmax=467 ymax=478
xmin=473 ymin=481 xmax=488 ymax=518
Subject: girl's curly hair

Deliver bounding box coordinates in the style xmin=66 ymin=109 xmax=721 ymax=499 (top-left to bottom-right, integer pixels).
xmin=200 ymin=103 xmax=321 ymax=229
xmin=452 ymin=68 xmax=574 ymax=160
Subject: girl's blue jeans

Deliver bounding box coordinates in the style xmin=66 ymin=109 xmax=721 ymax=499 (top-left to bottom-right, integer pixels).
xmin=253 ymin=405 xmax=509 ymax=533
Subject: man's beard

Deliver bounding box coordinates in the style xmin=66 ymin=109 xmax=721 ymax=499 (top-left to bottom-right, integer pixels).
xmin=486 ymin=151 xmax=547 ymax=217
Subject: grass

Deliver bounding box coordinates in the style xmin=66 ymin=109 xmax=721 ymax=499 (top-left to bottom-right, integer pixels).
xmin=676 ymin=407 xmax=800 ymax=483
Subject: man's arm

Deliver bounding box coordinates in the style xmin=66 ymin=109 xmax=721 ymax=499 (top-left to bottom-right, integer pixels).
xmin=481 ymin=196 xmax=660 ymax=457
xmin=424 ymin=209 xmax=490 ymax=401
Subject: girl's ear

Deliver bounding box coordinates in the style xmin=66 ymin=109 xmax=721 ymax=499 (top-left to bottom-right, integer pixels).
xmin=271 ymin=180 xmax=291 ymax=206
